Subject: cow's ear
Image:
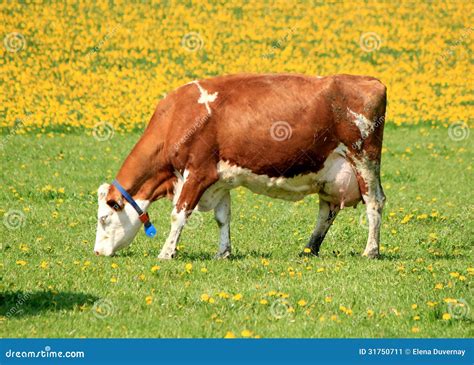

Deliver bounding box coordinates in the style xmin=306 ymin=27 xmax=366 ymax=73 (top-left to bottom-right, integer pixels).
xmin=106 ymin=198 xmax=124 ymax=211
xmin=97 ymin=183 xmax=110 ymax=201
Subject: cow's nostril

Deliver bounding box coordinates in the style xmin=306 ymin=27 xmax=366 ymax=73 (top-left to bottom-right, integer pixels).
xmin=94 ymin=251 xmax=100 ymax=256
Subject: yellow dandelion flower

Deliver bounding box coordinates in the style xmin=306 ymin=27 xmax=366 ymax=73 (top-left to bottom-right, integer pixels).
xmin=16 ymin=260 xmax=27 ymax=266
xmin=241 ymin=329 xmax=253 ymax=338
xmin=224 ymin=331 xmax=236 ymax=339
xmin=40 ymin=261 xmax=48 ymax=269
xmin=413 ymin=315 xmax=420 ymax=321
xmin=442 ymin=313 xmax=451 ymax=320
xmin=200 ymin=294 xmax=210 ymax=302
xmin=200 ymin=267 xmax=208 ymax=273
xmin=400 ymin=214 xmax=413 ymax=224
xmin=324 ymin=296 xmax=332 ymax=303
xmin=233 ymin=293 xmax=243 ymax=301
xmin=111 ymin=263 xmax=119 ymax=269
xmin=411 ymin=304 xmax=418 ymax=310
xmin=434 ymin=283 xmax=443 ymax=290
xmin=259 ymin=299 xmax=268 ymax=305
xmin=411 ymin=327 xmax=420 ymax=333
xmin=303 ymin=248 xmax=311 ymax=253
xmin=185 ymin=263 xmax=193 ymax=272
xmin=367 ymin=309 xmax=374 ymax=317
xmin=297 ymin=299 xmax=307 ymax=307
xmin=151 ymin=265 xmax=160 ymax=272
xmin=145 ymin=296 xmax=153 ymax=305
xmin=110 ymin=277 xmax=117 ymax=283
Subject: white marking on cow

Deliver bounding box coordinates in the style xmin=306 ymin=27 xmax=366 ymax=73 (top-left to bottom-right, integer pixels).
xmin=351 ymin=152 xmax=385 ymax=258
xmin=214 ymin=144 xmax=361 ymax=207
xmin=348 ymin=108 xmax=372 ymax=139
xmin=158 ymin=206 xmax=187 ymax=259
xmin=95 ymin=183 xmax=150 ymax=256
xmin=192 ymin=81 xmax=218 ymax=114
xmin=173 ymin=169 xmax=189 ymax=205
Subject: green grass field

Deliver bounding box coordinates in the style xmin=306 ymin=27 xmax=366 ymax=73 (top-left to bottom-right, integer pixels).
xmin=1 ymin=124 xmax=472 ymax=338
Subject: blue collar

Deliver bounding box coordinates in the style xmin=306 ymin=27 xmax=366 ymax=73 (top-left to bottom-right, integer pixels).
xmin=112 ymin=180 xmax=157 ymax=238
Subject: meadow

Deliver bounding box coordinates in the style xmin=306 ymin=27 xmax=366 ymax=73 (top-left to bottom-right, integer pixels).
xmin=1 ymin=1 xmax=473 ymax=338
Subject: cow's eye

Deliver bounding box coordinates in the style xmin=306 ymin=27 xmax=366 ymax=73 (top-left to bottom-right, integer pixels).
xmin=107 ymin=198 xmax=123 ymax=211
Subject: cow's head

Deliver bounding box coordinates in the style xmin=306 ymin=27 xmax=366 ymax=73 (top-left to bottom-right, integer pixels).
xmin=94 ymin=183 xmax=143 ymax=256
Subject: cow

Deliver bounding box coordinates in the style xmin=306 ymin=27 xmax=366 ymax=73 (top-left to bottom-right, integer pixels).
xmin=94 ymin=73 xmax=386 ymax=260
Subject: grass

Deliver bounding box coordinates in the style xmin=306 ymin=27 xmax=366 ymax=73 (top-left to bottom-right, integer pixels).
xmin=1 ymin=124 xmax=472 ymax=338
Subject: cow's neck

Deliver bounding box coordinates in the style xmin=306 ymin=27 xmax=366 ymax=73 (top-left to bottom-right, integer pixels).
xmin=114 ymin=137 xmax=168 ymax=201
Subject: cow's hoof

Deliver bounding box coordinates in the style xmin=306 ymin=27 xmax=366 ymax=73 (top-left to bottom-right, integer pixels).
xmin=158 ymin=251 xmax=176 ymax=260
xmin=362 ymin=250 xmax=379 ymax=259
xmin=215 ymin=250 xmax=231 ymax=260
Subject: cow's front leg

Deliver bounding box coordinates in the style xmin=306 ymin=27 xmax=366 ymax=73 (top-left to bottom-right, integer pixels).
xmin=158 ymin=167 xmax=219 ymax=260
xmin=158 ymin=207 xmax=187 ymax=259
xmin=214 ymin=191 xmax=231 ymax=259
xmin=301 ymin=199 xmax=339 ymax=256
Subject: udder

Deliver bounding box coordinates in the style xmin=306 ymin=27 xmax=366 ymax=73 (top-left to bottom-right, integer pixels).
xmin=317 ymin=156 xmax=362 ymax=208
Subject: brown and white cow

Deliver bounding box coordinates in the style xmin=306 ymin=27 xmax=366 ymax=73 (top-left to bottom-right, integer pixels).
xmin=94 ymin=73 xmax=386 ymax=259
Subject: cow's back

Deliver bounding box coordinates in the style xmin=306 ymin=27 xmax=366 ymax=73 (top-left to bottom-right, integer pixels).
xmin=154 ymin=73 xmax=386 ymax=178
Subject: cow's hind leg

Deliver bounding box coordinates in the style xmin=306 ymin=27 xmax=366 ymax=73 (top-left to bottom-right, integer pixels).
xmin=301 ymin=199 xmax=339 ymax=256
xmin=354 ymin=158 xmax=386 ymax=259
xmin=158 ymin=169 xmax=219 ymax=260
xmin=214 ymin=191 xmax=231 ymax=259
